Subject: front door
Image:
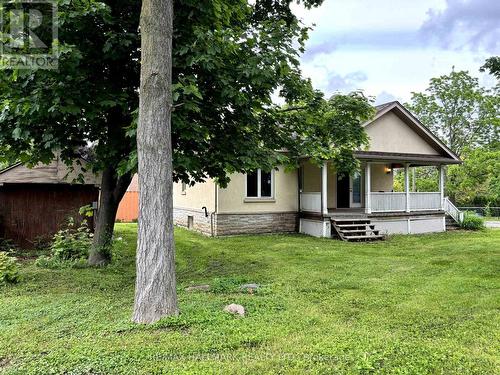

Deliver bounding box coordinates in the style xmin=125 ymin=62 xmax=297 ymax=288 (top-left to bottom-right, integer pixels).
xmin=337 ymin=173 xmax=362 ymax=208
xmin=337 ymin=175 xmax=350 ymax=208
xmin=350 ymin=172 xmax=362 ymax=208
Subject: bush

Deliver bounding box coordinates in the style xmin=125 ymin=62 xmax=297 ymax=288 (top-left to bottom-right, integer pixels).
xmin=0 ymin=251 xmax=20 ymax=284
xmin=36 ymin=218 xmax=92 ymax=269
xmin=460 ymin=211 xmax=485 ymax=231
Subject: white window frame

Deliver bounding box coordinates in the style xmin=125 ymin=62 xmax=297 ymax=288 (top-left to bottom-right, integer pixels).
xmin=245 ymin=169 xmax=275 ymax=199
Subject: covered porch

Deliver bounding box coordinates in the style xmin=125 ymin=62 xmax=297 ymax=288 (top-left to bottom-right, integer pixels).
xmin=298 ymin=153 xmax=454 ymax=216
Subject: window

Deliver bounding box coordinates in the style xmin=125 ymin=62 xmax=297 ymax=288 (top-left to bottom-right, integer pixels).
xmin=246 ymin=169 xmax=273 ymax=198
xmin=181 ymin=182 xmax=187 ymax=194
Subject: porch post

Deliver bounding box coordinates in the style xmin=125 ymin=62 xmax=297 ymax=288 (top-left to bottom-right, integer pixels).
xmin=405 ymin=163 xmax=410 ymax=213
xmin=364 ymin=162 xmax=371 ymax=214
xmin=321 ymin=161 xmax=328 ymax=216
xmin=439 ymin=165 xmax=445 ymax=210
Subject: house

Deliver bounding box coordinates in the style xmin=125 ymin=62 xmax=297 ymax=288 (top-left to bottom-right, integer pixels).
xmin=172 ymin=101 xmax=462 ymax=240
xmin=0 ymin=156 xmax=100 ymax=248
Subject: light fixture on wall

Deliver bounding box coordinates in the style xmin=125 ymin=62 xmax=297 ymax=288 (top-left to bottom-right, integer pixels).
xmin=384 ymin=165 xmax=392 ymax=174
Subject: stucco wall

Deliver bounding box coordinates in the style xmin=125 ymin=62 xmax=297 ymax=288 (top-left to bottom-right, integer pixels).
xmin=173 ymin=179 xmax=216 ymax=212
xmin=370 ymin=163 xmax=394 ymax=192
xmin=366 ymin=112 xmax=440 ymax=155
xmin=217 ymin=167 xmax=298 ymax=213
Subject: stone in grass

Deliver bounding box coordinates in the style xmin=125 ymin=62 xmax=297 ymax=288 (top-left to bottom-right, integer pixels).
xmin=240 ymin=283 xmax=260 ymax=293
xmin=223 ymin=304 xmax=245 ymax=317
xmin=185 ymin=284 xmax=210 ymax=292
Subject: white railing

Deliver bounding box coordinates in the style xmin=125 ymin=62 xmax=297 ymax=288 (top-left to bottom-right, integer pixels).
xmin=410 ymin=192 xmax=442 ymax=211
xmin=300 ymin=192 xmax=321 ymax=213
xmin=370 ymin=192 xmax=443 ymax=213
xmin=443 ymin=197 xmax=464 ymax=223
xmin=371 ymin=192 xmax=406 ymax=212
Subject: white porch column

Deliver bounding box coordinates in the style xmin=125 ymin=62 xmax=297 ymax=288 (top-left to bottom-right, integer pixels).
xmin=364 ymin=162 xmax=371 ymax=214
xmin=321 ymin=161 xmax=328 ymax=215
xmin=439 ymin=165 xmax=445 ymax=209
xmin=405 ymin=163 xmax=410 ymax=213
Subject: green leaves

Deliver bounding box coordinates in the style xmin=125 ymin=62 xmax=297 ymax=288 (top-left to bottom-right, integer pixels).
xmin=407 ymin=70 xmax=499 ymax=156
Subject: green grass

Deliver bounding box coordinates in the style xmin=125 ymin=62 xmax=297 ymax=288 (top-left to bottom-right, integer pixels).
xmin=1 ymin=225 xmax=499 ymax=374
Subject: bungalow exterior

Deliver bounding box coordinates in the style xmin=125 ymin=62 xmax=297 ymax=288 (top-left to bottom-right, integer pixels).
xmin=172 ymin=101 xmax=463 ymax=239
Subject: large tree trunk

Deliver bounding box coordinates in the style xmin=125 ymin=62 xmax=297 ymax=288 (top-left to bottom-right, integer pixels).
xmin=89 ymin=167 xmax=132 ymax=266
xmin=132 ymin=0 xmax=178 ymax=323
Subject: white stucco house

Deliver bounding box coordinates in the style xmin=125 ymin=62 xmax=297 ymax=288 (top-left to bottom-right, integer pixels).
xmin=172 ymin=101 xmax=463 ymax=240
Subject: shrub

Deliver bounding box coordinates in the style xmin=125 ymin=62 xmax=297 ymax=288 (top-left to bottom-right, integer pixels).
xmin=460 ymin=211 xmax=485 ymax=231
xmin=36 ymin=218 xmax=92 ymax=269
xmin=0 ymin=251 xmax=20 ymax=284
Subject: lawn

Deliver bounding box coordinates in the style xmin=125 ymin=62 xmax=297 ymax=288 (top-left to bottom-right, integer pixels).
xmin=1 ymin=225 xmax=499 ymax=374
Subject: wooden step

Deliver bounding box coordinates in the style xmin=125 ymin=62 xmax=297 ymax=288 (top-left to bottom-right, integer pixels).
xmin=341 ymin=229 xmax=380 ymax=234
xmin=344 ymin=234 xmax=385 ymax=241
xmin=336 ymin=224 xmax=374 ymax=228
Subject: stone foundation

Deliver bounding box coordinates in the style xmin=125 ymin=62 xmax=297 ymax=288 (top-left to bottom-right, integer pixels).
xmin=173 ymin=207 xmax=213 ymax=235
xmin=174 ymin=208 xmax=298 ymax=236
xmin=215 ymin=212 xmax=298 ymax=236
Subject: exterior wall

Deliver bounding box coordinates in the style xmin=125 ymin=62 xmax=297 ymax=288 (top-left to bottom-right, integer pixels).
xmin=116 ymin=192 xmax=139 ymax=222
xmin=217 ymin=166 xmax=298 ymax=213
xmin=216 ymin=212 xmax=297 ymax=236
xmin=0 ymin=184 xmax=99 ymax=248
xmin=371 ymin=214 xmax=445 ymax=235
xmin=370 ymin=163 xmax=394 ymax=192
xmin=173 ymin=179 xmax=216 ymax=212
xmin=302 ymin=161 xmax=321 ymax=192
xmin=299 ymin=218 xmax=331 ymax=238
xmin=365 ymin=112 xmax=440 ymax=155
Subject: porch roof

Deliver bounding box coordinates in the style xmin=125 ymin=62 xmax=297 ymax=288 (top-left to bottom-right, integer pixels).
xmin=354 ymin=151 xmax=462 ymax=166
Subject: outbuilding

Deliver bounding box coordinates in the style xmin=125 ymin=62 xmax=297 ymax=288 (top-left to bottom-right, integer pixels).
xmin=0 ymin=157 xmax=100 ymax=248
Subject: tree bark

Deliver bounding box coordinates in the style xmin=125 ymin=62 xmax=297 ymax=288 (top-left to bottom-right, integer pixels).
xmin=132 ymin=0 xmax=178 ymax=323
xmin=89 ymin=167 xmax=132 ymax=266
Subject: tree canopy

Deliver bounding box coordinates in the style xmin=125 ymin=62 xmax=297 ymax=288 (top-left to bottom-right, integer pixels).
xmin=0 ymin=0 xmax=373 ymax=262
xmin=406 ymin=70 xmax=499 ymax=156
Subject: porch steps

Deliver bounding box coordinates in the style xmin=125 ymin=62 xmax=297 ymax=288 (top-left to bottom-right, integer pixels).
xmin=445 ymin=215 xmax=461 ymax=231
xmin=331 ymin=218 xmax=385 ymax=242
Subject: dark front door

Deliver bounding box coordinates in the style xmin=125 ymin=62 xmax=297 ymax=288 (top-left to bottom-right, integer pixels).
xmin=337 ymin=175 xmax=350 ymax=208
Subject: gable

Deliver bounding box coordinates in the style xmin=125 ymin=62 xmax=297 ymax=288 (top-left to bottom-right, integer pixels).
xmin=365 ymin=111 xmax=441 ymax=156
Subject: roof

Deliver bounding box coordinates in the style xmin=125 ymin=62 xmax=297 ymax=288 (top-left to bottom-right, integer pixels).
xmin=0 ymin=157 xmax=100 ymax=186
xmin=365 ymin=101 xmax=461 ymax=163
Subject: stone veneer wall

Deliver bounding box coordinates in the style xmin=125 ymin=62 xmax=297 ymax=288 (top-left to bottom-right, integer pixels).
xmin=173 ymin=207 xmax=213 ymax=235
xmin=215 ymin=212 xmax=298 ymax=236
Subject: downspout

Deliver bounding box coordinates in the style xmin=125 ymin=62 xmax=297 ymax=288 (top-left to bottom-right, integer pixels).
xmin=211 ymin=182 xmax=218 ymax=237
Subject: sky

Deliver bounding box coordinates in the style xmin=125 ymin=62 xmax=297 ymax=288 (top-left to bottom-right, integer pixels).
xmin=291 ymin=0 xmax=500 ymax=105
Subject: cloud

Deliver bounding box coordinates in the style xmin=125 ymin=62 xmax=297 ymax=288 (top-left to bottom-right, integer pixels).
xmin=420 ymin=0 xmax=500 ymax=52
xmin=325 ymin=71 xmax=368 ymax=93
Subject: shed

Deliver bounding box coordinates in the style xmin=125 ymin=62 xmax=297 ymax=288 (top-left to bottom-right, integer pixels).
xmin=0 ymin=157 xmax=100 ymax=248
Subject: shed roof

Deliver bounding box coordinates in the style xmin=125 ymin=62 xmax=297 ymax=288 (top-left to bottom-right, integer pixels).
xmin=0 ymin=156 xmax=100 ymax=186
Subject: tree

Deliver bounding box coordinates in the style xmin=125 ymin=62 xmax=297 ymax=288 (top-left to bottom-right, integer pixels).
xmin=447 ymin=147 xmax=500 ymax=207
xmin=132 ymin=0 xmax=178 ymax=323
xmin=0 ymin=0 xmax=140 ymax=265
xmin=1 ymin=0 xmax=370 ymax=268
xmin=481 ymin=56 xmax=500 ymax=81
xmin=406 ymin=70 xmax=499 ymax=156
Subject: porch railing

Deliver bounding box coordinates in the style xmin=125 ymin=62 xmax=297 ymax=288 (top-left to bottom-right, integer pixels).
xmin=371 ymin=192 xmax=406 ymax=212
xmin=410 ymin=192 xmax=442 ymax=211
xmin=300 ymin=192 xmax=321 ymax=212
xmin=370 ymin=192 xmax=442 ymax=213
xmin=443 ymin=197 xmax=464 ymax=223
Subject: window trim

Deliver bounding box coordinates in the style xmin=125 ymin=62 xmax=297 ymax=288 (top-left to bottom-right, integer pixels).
xmin=245 ymin=169 xmax=275 ymax=200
